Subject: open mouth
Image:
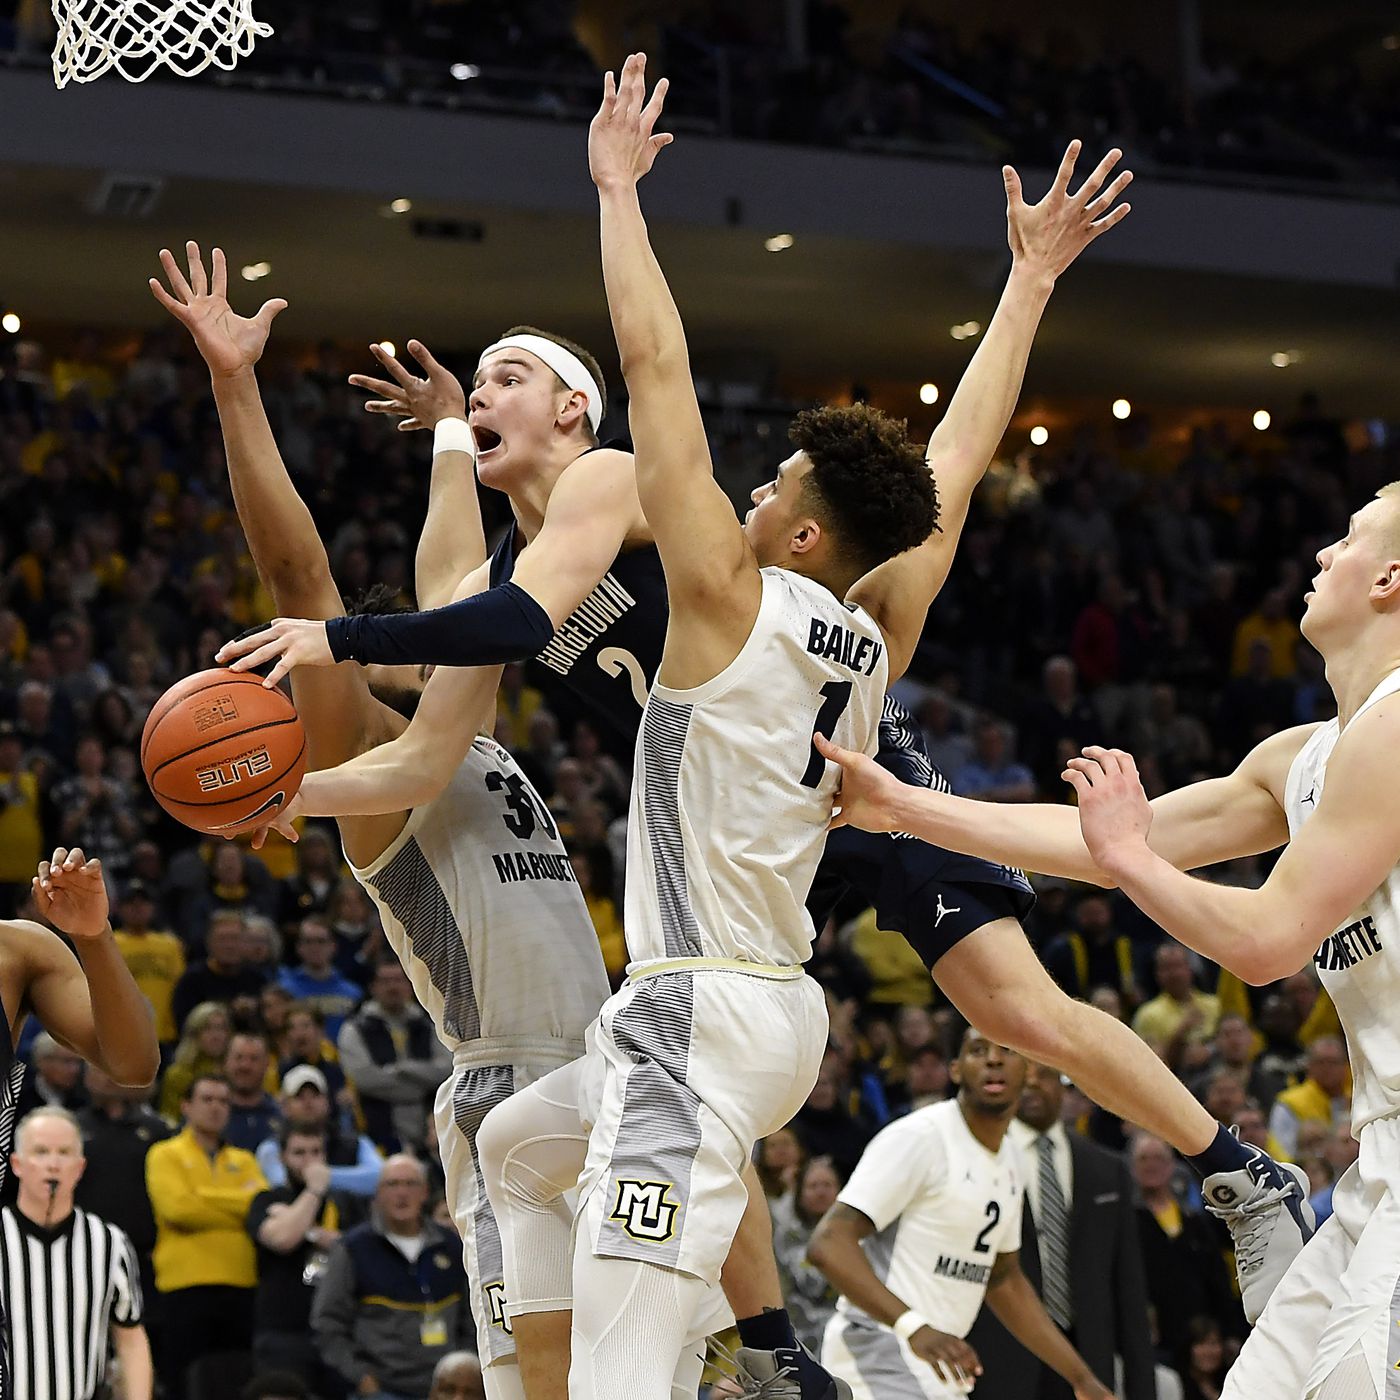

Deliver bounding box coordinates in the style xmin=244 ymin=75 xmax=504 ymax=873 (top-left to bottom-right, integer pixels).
xmin=983 ymin=1078 xmax=1008 ymax=1093
xmin=474 ymin=427 xmax=503 ymax=455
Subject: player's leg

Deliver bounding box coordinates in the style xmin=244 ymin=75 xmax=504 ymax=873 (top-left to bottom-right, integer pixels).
xmin=932 ymin=904 xmax=1312 ymax=1318
xmin=1297 ymin=1130 xmax=1400 ymax=1400
xmin=478 ymin=1062 xmax=592 ymax=1400
xmin=821 ymin=1316 xmax=955 ymax=1400
xmin=570 ymin=970 xmax=829 ymax=1399
xmin=435 ymin=1065 xmax=528 ymax=1400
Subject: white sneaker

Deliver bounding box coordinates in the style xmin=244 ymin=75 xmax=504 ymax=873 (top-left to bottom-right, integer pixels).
xmin=730 ymin=1346 xmax=854 ymax=1400
xmin=1202 ymin=1150 xmax=1315 ymax=1322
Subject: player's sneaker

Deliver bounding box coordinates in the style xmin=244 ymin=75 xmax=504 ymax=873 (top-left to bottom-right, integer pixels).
xmin=730 ymin=1344 xmax=853 ymax=1400
xmin=1202 ymin=1146 xmax=1315 ymax=1322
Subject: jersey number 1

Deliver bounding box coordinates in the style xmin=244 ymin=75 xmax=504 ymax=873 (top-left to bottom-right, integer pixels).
xmin=801 ymin=680 xmax=853 ymax=787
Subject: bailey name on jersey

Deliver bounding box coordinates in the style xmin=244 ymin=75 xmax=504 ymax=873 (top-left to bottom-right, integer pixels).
xmin=806 ymin=617 xmax=885 ymax=675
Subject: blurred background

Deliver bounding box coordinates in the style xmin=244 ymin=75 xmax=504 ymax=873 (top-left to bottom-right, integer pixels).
xmin=0 ymin=2 xmax=1393 ymax=1397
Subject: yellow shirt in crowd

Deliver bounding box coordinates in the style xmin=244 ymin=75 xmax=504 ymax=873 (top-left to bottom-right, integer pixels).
xmin=113 ymin=926 xmax=187 ymax=1042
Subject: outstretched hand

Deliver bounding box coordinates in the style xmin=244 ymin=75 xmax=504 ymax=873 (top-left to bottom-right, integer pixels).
xmin=149 ymin=241 xmax=288 ymax=379
xmin=216 ymin=618 xmax=333 ymax=689
xmin=1063 ymin=745 xmax=1153 ymax=874
xmin=812 ymin=733 xmax=905 ymax=833
xmin=589 ymin=52 xmax=674 ymax=192
xmin=1004 ymin=140 xmax=1133 ymax=282
xmin=33 ymin=847 xmax=110 ymax=940
xmin=246 ymin=791 xmax=304 ymax=850
xmin=349 ymin=340 xmax=467 ymax=434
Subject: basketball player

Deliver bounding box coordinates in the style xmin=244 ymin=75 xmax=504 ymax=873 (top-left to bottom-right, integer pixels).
xmin=220 ymin=60 xmax=1303 ymax=1338
xmin=810 ymin=1029 xmax=1111 ymax=1400
xmin=814 ymin=492 xmax=1400 ymax=1396
xmin=150 ymin=245 xmax=614 ymax=1400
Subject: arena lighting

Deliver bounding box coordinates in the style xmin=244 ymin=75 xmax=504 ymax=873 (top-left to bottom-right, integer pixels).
xmin=764 ymin=233 xmax=795 ymax=252
xmin=1030 ymin=425 xmax=1049 ymax=446
xmin=240 ymin=261 xmax=271 ymax=281
xmin=379 ymin=341 xmax=397 ymax=359
xmin=450 ymin=63 xmax=481 ymax=80
xmin=1112 ymin=398 xmax=1131 ymax=420
xmin=389 ymin=197 xmax=413 ymax=214
xmin=1253 ymin=409 xmax=1271 ymax=431
xmin=1 ymin=313 xmax=19 ymax=334
xmin=1271 ymin=350 xmax=1299 ymax=368
xmin=949 ymin=321 xmax=981 ymax=341
xmin=919 ymin=382 xmax=939 ymax=405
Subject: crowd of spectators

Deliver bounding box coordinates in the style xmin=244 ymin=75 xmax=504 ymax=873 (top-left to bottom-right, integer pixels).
xmin=2 ymin=0 xmax=1397 ymax=189
xmin=0 ymin=311 xmax=1388 ymax=1398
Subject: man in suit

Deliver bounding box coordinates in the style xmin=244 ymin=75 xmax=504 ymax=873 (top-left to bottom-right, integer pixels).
xmin=968 ymin=1060 xmax=1156 ymax=1400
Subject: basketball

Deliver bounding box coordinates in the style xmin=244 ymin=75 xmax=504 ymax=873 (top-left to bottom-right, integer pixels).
xmin=140 ymin=668 xmax=307 ymax=836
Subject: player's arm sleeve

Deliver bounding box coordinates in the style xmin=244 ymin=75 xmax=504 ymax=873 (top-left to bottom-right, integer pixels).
xmin=837 ymin=1118 xmax=941 ymax=1232
xmin=325 ymin=581 xmax=554 ymax=668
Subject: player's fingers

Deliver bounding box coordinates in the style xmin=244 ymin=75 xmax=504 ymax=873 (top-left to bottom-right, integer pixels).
xmin=216 ymin=628 xmax=274 ymax=662
xmin=1003 ymin=163 xmax=1024 ymax=210
xmin=370 ymin=343 xmax=418 ymax=389
xmin=813 ymin=732 xmax=850 ymax=764
xmin=641 ymin=74 xmax=669 ymax=128
xmin=256 ymin=298 xmax=288 ymax=329
xmin=396 ymin=418 xmax=425 ymax=432
xmin=600 ymin=67 xmax=616 ymax=110
xmin=148 ymin=278 xmax=187 ymax=317
xmin=211 ymin=246 xmax=228 ymax=299
xmin=36 ymin=860 xmax=50 ymax=884
xmin=64 ymin=846 xmax=85 ymax=870
xmin=50 ymin=847 xmax=69 ymax=871
xmin=1073 ymin=147 xmax=1123 ymax=204
xmin=349 ymin=375 xmax=404 ymax=400
xmin=407 ymin=339 xmax=444 ymax=375
xmin=1089 ymin=201 xmax=1132 ymax=234
xmin=158 ymin=248 xmax=195 ymax=303
xmin=1068 ymin=755 xmax=1106 ymax=780
xmin=83 ymin=857 xmax=102 ymax=879
xmin=264 ymin=657 xmax=292 ymax=690
xmin=1085 ymin=168 xmax=1133 ymax=215
xmin=1050 ymin=138 xmax=1082 ymax=197
xmin=225 ymin=638 xmax=287 ymax=673
xmin=186 ymin=240 xmax=208 ymax=297
xmin=1063 ymin=767 xmax=1091 ymax=799
xmin=648 ymin=133 xmax=675 ymax=158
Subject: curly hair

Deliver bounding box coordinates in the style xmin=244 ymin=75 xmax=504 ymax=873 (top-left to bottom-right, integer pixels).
xmin=502 ymin=324 xmax=607 ymax=441
xmin=789 ymin=404 xmax=939 ymax=576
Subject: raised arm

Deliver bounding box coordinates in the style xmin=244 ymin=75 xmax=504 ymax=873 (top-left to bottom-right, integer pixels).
xmin=24 ymin=850 xmax=159 ymax=1085
xmin=218 ymin=447 xmax=644 ymax=687
xmin=847 ymin=143 xmax=1131 ymax=680
xmin=590 ymin=54 xmax=762 ymax=659
xmin=1067 ymin=704 xmax=1397 ymax=984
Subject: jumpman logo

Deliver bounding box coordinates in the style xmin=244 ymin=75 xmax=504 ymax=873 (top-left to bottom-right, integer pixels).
xmin=1302 ymin=786 xmax=1317 ymax=807
xmin=935 ymin=894 xmax=961 ymax=927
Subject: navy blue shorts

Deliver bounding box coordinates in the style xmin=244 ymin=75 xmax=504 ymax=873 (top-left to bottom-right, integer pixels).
xmin=810 ymin=826 xmax=1036 ymax=969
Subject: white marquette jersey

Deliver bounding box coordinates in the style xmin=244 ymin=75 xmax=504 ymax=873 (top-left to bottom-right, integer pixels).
xmin=836 ymin=1099 xmax=1023 ymax=1338
xmin=625 ymin=567 xmax=887 ymax=967
xmin=1285 ymin=667 xmax=1400 ymax=1134
xmin=351 ymin=737 xmax=610 ymax=1056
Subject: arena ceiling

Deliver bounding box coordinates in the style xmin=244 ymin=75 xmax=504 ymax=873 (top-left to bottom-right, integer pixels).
xmin=2 ymin=163 xmax=1399 ymax=422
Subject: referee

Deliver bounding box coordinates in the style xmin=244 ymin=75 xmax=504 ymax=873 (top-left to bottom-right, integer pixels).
xmin=0 ymin=1107 xmax=150 ymax=1400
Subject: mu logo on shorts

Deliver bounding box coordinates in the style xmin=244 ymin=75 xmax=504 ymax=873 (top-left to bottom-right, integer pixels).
xmin=610 ymin=1178 xmax=680 ymax=1242
xmin=483 ymin=1280 xmax=512 ymax=1334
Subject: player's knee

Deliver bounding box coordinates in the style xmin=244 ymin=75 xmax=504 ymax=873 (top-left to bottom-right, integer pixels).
xmin=972 ymin=997 xmax=1073 ymax=1067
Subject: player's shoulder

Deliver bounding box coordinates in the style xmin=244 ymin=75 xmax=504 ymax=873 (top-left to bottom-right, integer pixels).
xmin=1239 ymin=722 xmax=1324 ymax=794
xmin=0 ymin=918 xmax=70 ymax=968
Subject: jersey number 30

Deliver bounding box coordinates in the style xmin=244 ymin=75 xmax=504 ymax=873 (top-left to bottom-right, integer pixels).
xmin=802 ymin=680 xmax=853 ymax=787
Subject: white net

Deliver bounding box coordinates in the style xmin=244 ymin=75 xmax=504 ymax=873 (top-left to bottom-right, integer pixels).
xmin=51 ymin=0 xmax=272 ymax=87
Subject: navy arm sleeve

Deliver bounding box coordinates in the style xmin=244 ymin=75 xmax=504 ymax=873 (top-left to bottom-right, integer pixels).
xmin=326 ymin=580 xmax=555 ymax=668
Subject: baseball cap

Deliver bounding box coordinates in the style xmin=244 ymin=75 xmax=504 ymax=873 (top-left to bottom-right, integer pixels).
xmin=281 ymin=1064 xmax=329 ymax=1097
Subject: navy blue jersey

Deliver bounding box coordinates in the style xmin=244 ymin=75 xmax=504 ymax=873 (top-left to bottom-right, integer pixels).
xmin=489 ymin=526 xmax=669 ymax=738
xmin=499 ymin=519 xmax=1033 ymax=958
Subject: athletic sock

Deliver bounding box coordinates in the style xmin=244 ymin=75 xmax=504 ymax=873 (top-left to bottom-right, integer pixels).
xmin=1188 ymin=1123 xmax=1258 ymax=1178
xmin=736 ymin=1307 xmax=797 ymax=1353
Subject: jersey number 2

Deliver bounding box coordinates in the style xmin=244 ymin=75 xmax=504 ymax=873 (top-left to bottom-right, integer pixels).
xmin=973 ymin=1201 xmax=1001 ymax=1254
xmin=801 ymin=680 xmax=853 ymax=787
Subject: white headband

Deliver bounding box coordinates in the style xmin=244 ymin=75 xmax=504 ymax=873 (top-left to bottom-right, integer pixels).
xmin=478 ymin=334 xmax=603 ymax=434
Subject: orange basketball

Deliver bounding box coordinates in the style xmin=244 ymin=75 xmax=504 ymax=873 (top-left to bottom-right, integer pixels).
xmin=141 ymin=668 xmax=307 ymax=837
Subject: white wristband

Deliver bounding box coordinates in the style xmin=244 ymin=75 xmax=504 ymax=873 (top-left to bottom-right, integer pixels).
xmin=893 ymin=1310 xmax=930 ymax=1343
xmin=433 ymin=417 xmax=476 ymax=459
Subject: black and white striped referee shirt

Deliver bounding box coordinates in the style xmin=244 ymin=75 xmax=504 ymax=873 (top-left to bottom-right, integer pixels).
xmin=0 ymin=1206 xmax=142 ymax=1400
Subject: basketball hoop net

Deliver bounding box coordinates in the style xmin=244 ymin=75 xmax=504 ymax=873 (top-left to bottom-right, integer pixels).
xmin=51 ymin=0 xmax=272 ymax=88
